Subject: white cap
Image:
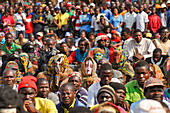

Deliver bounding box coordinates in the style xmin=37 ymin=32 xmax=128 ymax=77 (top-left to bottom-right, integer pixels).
xmin=90 ymin=3 xmax=95 ymax=7
xmin=65 ymin=32 xmax=71 ymax=37
xmin=161 ymin=4 xmax=166 ymax=8
xmin=167 ymin=0 xmax=170 ymax=4
xmin=37 ymin=32 xmax=43 ymax=37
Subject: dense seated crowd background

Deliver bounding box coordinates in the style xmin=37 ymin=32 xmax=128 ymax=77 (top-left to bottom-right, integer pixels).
xmin=0 ymin=0 xmax=170 ymax=113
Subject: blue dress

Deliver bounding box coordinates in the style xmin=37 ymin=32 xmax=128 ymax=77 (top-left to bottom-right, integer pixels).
xmin=79 ymin=14 xmax=91 ymax=33
xmin=110 ymin=15 xmax=123 ymax=33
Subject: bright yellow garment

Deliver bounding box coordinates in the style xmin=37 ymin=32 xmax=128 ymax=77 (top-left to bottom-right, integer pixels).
xmin=54 ymin=12 xmax=69 ymax=27
xmin=90 ymin=104 xmax=99 ymax=111
xmin=34 ymin=97 xmax=58 ymax=113
xmin=61 ymin=98 xmax=76 ymax=113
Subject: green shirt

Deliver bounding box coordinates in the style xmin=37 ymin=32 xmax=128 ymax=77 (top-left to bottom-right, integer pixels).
xmin=2 ymin=42 xmax=21 ymax=54
xmin=124 ymin=80 xmax=145 ymax=105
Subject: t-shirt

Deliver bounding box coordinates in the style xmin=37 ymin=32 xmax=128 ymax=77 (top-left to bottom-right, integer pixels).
xmin=32 ymin=13 xmax=46 ymax=33
xmin=110 ymin=15 xmax=123 ymax=33
xmin=15 ymin=12 xmax=26 ymax=31
xmin=1 ymin=15 xmax=15 ymax=26
xmin=25 ymin=15 xmax=33 ymax=34
xmin=54 ymin=12 xmax=69 ymax=27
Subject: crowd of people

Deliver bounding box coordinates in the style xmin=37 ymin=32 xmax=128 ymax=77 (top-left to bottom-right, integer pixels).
xmin=0 ymin=0 xmax=170 ymax=113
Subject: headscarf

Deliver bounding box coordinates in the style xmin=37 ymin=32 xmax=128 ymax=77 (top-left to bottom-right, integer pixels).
xmin=164 ymin=88 xmax=170 ymax=103
xmin=19 ymin=53 xmax=32 ymax=73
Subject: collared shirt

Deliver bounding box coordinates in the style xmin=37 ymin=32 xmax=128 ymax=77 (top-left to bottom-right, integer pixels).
xmin=61 ymin=98 xmax=76 ymax=113
xmin=79 ymin=13 xmax=92 ymax=33
xmin=54 ymin=12 xmax=69 ymax=27
xmin=15 ymin=12 xmax=26 ymax=31
xmin=34 ymin=97 xmax=58 ymax=113
xmin=123 ymin=12 xmax=137 ymax=29
xmin=136 ymin=11 xmax=149 ymax=32
xmin=148 ymin=14 xmax=161 ymax=33
xmin=124 ymin=80 xmax=145 ymax=105
xmin=127 ymin=38 xmax=156 ymax=61
xmin=2 ymin=42 xmax=21 ymax=54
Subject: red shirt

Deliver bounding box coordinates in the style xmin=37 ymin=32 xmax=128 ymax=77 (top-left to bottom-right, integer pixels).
xmin=148 ymin=14 xmax=161 ymax=33
xmin=111 ymin=37 xmax=121 ymax=43
xmin=25 ymin=15 xmax=33 ymax=34
xmin=1 ymin=15 xmax=15 ymax=25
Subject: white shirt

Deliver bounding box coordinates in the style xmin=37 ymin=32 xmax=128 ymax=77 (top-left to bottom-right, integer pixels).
xmin=123 ymin=12 xmax=137 ymax=29
xmin=87 ymin=81 xmax=101 ymax=107
xmin=15 ymin=12 xmax=26 ymax=31
xmin=136 ymin=11 xmax=149 ymax=32
xmin=168 ymin=48 xmax=170 ymax=57
xmin=161 ymin=13 xmax=167 ymax=27
xmin=127 ymin=38 xmax=156 ymax=61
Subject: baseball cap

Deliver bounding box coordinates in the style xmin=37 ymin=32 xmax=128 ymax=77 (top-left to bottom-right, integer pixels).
xmin=76 ymin=5 xmax=80 ymax=9
xmin=134 ymin=99 xmax=166 ymax=113
xmin=161 ymin=4 xmax=166 ymax=8
xmin=167 ymin=0 xmax=170 ymax=4
xmin=37 ymin=32 xmax=43 ymax=37
xmin=90 ymin=3 xmax=95 ymax=7
xmin=155 ymin=4 xmax=161 ymax=9
xmin=144 ymin=77 xmax=164 ymax=89
xmin=65 ymin=32 xmax=71 ymax=37
xmin=146 ymin=33 xmax=152 ymax=38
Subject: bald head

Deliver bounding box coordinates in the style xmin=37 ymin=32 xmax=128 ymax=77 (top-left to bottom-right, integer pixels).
xmin=60 ymin=83 xmax=76 ymax=92
xmin=36 ymin=78 xmax=48 ymax=87
xmin=97 ymin=58 xmax=110 ymax=71
xmin=2 ymin=68 xmax=16 ymax=87
xmin=3 ymin=68 xmax=15 ymax=77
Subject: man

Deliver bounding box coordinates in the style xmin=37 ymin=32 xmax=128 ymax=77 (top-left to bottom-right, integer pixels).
xmin=124 ymin=60 xmax=151 ymax=105
xmin=18 ymin=76 xmax=58 ymax=113
xmin=0 ymin=68 xmax=18 ymax=92
xmin=36 ymin=78 xmax=60 ymax=105
xmin=148 ymin=7 xmax=161 ymax=34
xmin=123 ymin=5 xmax=137 ymax=30
xmin=15 ymin=6 xmax=26 ymax=38
xmin=130 ymin=77 xmax=170 ymax=113
xmin=60 ymin=42 xmax=70 ymax=57
xmin=68 ymin=72 xmax=88 ymax=106
xmin=32 ymin=6 xmax=45 ymax=38
xmin=87 ymin=63 xmax=113 ymax=107
xmin=68 ymin=38 xmax=93 ymax=64
xmin=127 ymin=29 xmax=155 ymax=61
xmin=56 ymin=83 xmax=85 ymax=113
xmin=101 ymin=3 xmax=112 ymax=20
xmin=145 ymin=48 xmax=168 ymax=71
xmin=2 ymin=33 xmax=21 ymax=54
xmin=159 ymin=4 xmax=167 ymax=27
xmin=25 ymin=8 xmax=33 ymax=39
xmin=136 ymin=4 xmax=149 ymax=32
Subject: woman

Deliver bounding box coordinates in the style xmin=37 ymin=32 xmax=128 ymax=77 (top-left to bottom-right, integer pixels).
xmin=14 ymin=32 xmax=28 ymax=46
xmin=110 ymin=7 xmax=123 ymax=33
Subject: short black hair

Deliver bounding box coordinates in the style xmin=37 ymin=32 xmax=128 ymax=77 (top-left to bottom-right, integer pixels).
xmin=100 ymin=63 xmax=112 ymax=72
xmin=69 ymin=106 xmax=92 ymax=113
xmin=158 ymin=27 xmax=168 ymax=34
xmin=60 ymin=42 xmax=67 ymax=47
xmin=133 ymin=29 xmax=142 ymax=34
xmin=66 ymin=38 xmax=74 ymax=46
xmin=5 ymin=33 xmax=13 ymax=38
xmin=153 ymin=48 xmax=162 ymax=55
xmin=36 ymin=78 xmax=48 ymax=87
xmin=135 ymin=60 xmax=149 ymax=71
xmin=78 ymin=38 xmax=86 ymax=46
xmin=24 ymin=72 xmax=33 ymax=76
xmin=60 ymin=83 xmax=76 ymax=92
xmin=122 ymin=28 xmax=131 ymax=34
xmin=109 ymin=82 xmax=126 ymax=93
xmin=46 ymin=38 xmax=54 ymax=44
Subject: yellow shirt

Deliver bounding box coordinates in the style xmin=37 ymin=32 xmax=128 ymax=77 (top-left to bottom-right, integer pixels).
xmin=35 ymin=97 xmax=58 ymax=113
xmin=61 ymin=98 xmax=76 ymax=113
xmin=54 ymin=12 xmax=69 ymax=27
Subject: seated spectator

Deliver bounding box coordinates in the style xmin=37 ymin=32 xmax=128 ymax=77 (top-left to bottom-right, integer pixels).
xmin=60 ymin=42 xmax=70 ymax=57
xmin=28 ymin=33 xmax=42 ymax=48
xmin=2 ymin=33 xmax=21 ymax=54
xmin=75 ymin=30 xmax=88 ymax=48
xmin=130 ymin=77 xmax=170 ymax=113
xmin=87 ymin=63 xmax=113 ymax=107
xmin=14 ymin=32 xmax=28 ymax=46
xmin=124 ymin=60 xmax=151 ymax=105
xmin=68 ymin=38 xmax=93 ymax=64
xmin=66 ymin=38 xmax=77 ymax=52
xmin=69 ymin=106 xmax=92 ymax=113
xmin=127 ymin=29 xmax=156 ymax=61
xmin=18 ymin=76 xmax=58 ymax=113
xmin=68 ymin=72 xmax=88 ymax=106
xmin=0 ymin=68 xmax=18 ymax=92
xmin=36 ymin=78 xmax=60 ymax=105
xmin=56 ymin=83 xmax=85 ymax=113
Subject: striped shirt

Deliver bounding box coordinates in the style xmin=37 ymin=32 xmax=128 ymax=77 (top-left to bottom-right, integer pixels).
xmin=72 ymin=11 xmax=82 ymax=31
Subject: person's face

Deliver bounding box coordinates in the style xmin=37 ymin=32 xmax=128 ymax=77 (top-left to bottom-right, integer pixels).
xmin=111 ymin=33 xmax=117 ymax=39
xmin=37 ymin=35 xmax=42 ymax=40
xmin=29 ymin=35 xmax=35 ymax=42
xmin=116 ymin=1 xmax=120 ymax=7
xmin=68 ymin=76 xmax=81 ymax=91
xmin=153 ymin=52 xmax=161 ymax=63
xmin=85 ymin=60 xmax=93 ymax=76
xmin=37 ymin=81 xmax=49 ymax=98
xmin=3 ymin=71 xmax=16 ymax=87
xmin=18 ymin=7 xmax=23 ymax=14
xmin=135 ymin=66 xmax=150 ymax=87
xmin=5 ymin=35 xmax=13 ymax=45
xmin=121 ymin=32 xmax=128 ymax=41
xmin=100 ymin=69 xmax=113 ymax=85
xmin=152 ymin=7 xmax=156 ymax=14
xmin=45 ymin=6 xmax=49 ymax=12
xmin=83 ymin=7 xmax=87 ymax=13
xmin=139 ymin=5 xmax=144 ymax=12
xmin=47 ymin=41 xmax=54 ymax=50
xmin=106 ymin=28 xmax=110 ymax=33
xmin=38 ymin=7 xmax=43 ymax=13
xmin=145 ymin=86 xmax=164 ymax=102
xmin=113 ymin=8 xmax=118 ymax=15
xmin=18 ymin=33 xmax=24 ymax=39
xmin=5 ymin=11 xmax=9 ymax=17
xmin=43 ymin=37 xmax=48 ymax=45
xmin=130 ymin=6 xmax=134 ymax=13
xmin=95 ymin=8 xmax=100 ymax=14
xmin=61 ymin=86 xmax=76 ymax=106
xmin=98 ymin=40 xmax=106 ymax=48
xmin=97 ymin=60 xmax=108 ymax=71
xmin=116 ymin=89 xmax=126 ymax=104
xmin=67 ymin=6 xmax=71 ymax=11
xmin=61 ymin=43 xmax=69 ymax=53
xmin=26 ymin=9 xmax=31 ymax=16
xmin=134 ymin=32 xmax=142 ymax=43
xmin=19 ymin=88 xmax=37 ymax=102
xmin=98 ymin=92 xmax=113 ymax=104
xmin=81 ymin=32 xmax=86 ymax=38
xmin=161 ymin=29 xmax=169 ymax=37
xmin=79 ymin=41 xmax=86 ymax=53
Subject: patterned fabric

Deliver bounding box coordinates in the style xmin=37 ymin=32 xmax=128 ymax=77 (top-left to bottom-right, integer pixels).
xmin=164 ymin=88 xmax=170 ymax=103
xmin=163 ymin=57 xmax=170 ymax=77
xmin=3 ymin=27 xmax=14 ymax=36
xmin=112 ymin=51 xmax=134 ymax=78
xmin=44 ymin=54 xmax=69 ymax=89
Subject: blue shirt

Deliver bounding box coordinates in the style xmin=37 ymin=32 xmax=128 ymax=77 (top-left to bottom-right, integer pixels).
xmin=79 ymin=14 xmax=91 ymax=33
xmin=110 ymin=15 xmax=123 ymax=33
xmin=101 ymin=9 xmax=112 ymax=20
